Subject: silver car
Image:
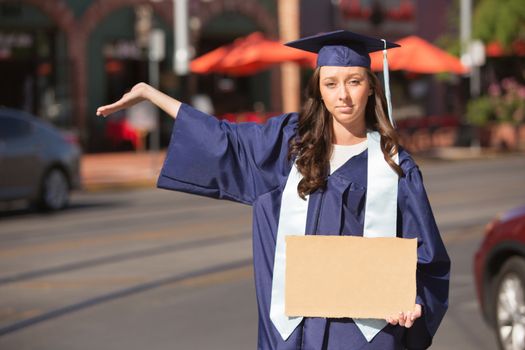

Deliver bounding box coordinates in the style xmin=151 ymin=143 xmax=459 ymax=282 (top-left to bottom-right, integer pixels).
xmin=0 ymin=108 xmax=81 ymax=211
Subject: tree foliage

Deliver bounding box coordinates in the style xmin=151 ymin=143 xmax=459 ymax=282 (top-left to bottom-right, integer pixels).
xmin=473 ymin=0 xmax=525 ymax=49
xmin=436 ymin=1 xmax=461 ymax=57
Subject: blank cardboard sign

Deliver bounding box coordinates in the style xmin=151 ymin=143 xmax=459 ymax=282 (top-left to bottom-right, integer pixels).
xmin=285 ymin=235 xmax=417 ymax=319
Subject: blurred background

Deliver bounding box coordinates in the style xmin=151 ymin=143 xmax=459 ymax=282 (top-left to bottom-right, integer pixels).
xmin=0 ymin=0 xmax=524 ymax=349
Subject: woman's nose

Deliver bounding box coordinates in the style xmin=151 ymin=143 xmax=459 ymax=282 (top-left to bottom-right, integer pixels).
xmin=338 ymin=86 xmax=350 ymax=101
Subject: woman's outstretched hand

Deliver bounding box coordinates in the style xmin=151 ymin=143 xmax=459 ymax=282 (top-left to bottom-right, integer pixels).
xmin=96 ymin=83 xmax=150 ymax=117
xmin=96 ymin=82 xmax=181 ymax=119
xmin=386 ymin=304 xmax=422 ymax=328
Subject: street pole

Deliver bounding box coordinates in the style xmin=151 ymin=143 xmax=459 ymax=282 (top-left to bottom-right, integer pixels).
xmin=149 ymin=29 xmax=165 ymax=151
xmin=460 ymin=0 xmax=480 ymax=97
xmin=460 ymin=0 xmax=471 ymax=57
xmin=278 ymin=0 xmax=300 ymax=113
xmin=149 ymin=29 xmax=165 ymax=171
xmin=174 ymin=0 xmax=189 ymax=76
xmin=460 ymin=0 xmax=483 ymax=151
xmin=149 ymin=58 xmax=159 ymax=150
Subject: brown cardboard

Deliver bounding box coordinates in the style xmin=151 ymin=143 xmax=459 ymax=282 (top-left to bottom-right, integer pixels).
xmin=285 ymin=235 xmax=417 ymax=319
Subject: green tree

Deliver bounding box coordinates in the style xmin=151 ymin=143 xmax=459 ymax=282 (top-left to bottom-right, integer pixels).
xmin=436 ymin=0 xmax=461 ymax=57
xmin=473 ymin=0 xmax=525 ymax=50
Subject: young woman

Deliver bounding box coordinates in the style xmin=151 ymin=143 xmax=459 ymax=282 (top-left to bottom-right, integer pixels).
xmin=97 ymin=30 xmax=450 ymax=350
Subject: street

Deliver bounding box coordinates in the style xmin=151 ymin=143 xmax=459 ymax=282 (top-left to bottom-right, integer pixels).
xmin=0 ymin=154 xmax=524 ymax=349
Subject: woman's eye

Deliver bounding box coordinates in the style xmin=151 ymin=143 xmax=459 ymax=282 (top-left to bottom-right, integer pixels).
xmin=349 ymin=80 xmax=361 ymax=86
xmin=325 ymin=82 xmax=336 ymax=88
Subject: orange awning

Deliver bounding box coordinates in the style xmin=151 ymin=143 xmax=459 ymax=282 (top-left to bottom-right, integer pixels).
xmin=191 ymin=32 xmax=316 ymax=76
xmin=370 ymin=35 xmax=468 ymax=74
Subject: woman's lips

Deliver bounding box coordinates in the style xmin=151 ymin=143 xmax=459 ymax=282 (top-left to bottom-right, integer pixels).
xmin=337 ymin=106 xmax=354 ymax=113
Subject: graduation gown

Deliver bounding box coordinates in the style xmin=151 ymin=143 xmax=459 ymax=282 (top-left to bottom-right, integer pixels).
xmin=157 ymin=104 xmax=450 ymax=350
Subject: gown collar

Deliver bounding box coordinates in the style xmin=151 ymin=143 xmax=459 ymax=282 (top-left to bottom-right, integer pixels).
xmin=329 ymin=148 xmax=368 ymax=186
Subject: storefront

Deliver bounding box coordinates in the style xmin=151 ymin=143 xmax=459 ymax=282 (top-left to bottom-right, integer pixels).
xmin=0 ymin=0 xmax=279 ymax=152
xmin=0 ymin=0 xmax=461 ymax=152
xmin=0 ymin=2 xmax=72 ymax=128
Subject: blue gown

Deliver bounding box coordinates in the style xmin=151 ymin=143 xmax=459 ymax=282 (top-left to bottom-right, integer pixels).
xmin=157 ymin=104 xmax=450 ymax=350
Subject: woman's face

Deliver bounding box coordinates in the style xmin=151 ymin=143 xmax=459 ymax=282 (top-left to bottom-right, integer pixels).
xmin=319 ymin=66 xmax=372 ymax=134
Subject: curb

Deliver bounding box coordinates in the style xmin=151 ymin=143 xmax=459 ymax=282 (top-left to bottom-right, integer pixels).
xmin=80 ymin=151 xmax=164 ymax=193
xmin=417 ymin=147 xmax=522 ymax=162
xmin=82 ymin=179 xmax=158 ymax=192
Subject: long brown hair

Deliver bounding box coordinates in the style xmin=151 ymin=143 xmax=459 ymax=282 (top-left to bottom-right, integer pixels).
xmin=289 ymin=67 xmax=404 ymax=199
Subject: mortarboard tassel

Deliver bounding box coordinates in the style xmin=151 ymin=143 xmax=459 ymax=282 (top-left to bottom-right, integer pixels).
xmin=381 ymin=39 xmax=396 ymax=128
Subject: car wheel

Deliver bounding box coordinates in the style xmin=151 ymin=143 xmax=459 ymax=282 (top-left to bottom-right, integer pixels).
xmin=38 ymin=168 xmax=70 ymax=211
xmin=492 ymin=256 xmax=525 ymax=350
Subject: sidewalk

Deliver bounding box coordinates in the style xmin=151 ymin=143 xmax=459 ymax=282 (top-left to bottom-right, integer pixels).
xmin=80 ymin=146 xmax=506 ymax=192
xmin=81 ymin=151 xmax=166 ymax=191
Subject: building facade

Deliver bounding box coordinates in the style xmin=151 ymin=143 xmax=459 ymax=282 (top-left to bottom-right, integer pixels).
xmin=0 ymin=0 xmax=455 ymax=151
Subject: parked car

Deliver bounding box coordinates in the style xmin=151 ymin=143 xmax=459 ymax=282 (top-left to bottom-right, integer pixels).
xmin=474 ymin=205 xmax=525 ymax=350
xmin=0 ymin=108 xmax=81 ymax=211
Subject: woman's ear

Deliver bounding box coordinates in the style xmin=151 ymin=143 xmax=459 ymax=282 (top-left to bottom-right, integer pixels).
xmin=368 ymin=89 xmax=373 ymax=96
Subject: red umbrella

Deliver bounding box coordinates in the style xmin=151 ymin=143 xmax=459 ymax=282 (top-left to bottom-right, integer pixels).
xmin=191 ymin=32 xmax=316 ymax=76
xmin=370 ymin=35 xmax=468 ymax=74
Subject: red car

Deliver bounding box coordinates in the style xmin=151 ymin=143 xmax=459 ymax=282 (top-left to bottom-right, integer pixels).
xmin=474 ymin=205 xmax=525 ymax=350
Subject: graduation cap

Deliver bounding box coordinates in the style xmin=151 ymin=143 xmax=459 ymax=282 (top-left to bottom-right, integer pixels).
xmin=284 ymin=30 xmax=399 ymax=68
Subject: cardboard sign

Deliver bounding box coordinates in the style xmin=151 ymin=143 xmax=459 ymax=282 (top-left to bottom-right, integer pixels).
xmin=285 ymin=235 xmax=417 ymax=319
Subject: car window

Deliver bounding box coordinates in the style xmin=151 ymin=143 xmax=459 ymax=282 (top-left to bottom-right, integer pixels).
xmin=0 ymin=116 xmax=32 ymax=139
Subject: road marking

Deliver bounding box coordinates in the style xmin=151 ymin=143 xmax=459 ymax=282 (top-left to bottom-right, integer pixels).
xmin=0 ymin=307 xmax=41 ymax=324
xmin=0 ymin=232 xmax=250 ymax=285
xmin=11 ymin=277 xmax=150 ymax=289
xmin=0 ymin=259 xmax=252 ymax=336
xmin=0 ymin=266 xmax=253 ymax=330
xmin=0 ymin=199 xmax=246 ymax=239
xmin=178 ymin=265 xmax=252 ymax=288
xmin=0 ymin=217 xmax=249 ymax=258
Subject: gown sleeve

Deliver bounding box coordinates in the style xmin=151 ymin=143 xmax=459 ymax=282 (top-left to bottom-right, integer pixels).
xmin=398 ymin=165 xmax=450 ymax=349
xmin=157 ymin=103 xmax=298 ymax=205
